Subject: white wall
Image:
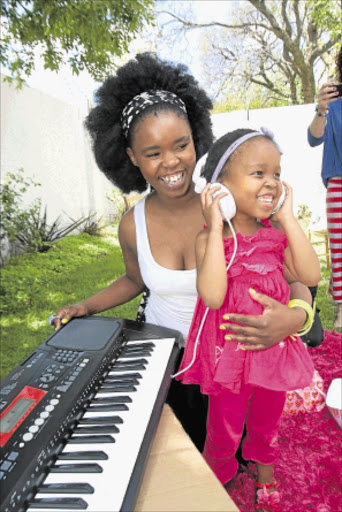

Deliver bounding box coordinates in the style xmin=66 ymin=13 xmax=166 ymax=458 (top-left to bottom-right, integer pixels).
xmin=1 ymin=76 xmax=114 ymax=227
xmin=211 ymin=105 xmax=326 ymax=225
xmin=1 ymin=78 xmax=326 ymax=233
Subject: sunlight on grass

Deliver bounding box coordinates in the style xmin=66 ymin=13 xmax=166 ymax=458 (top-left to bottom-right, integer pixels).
xmin=1 ymin=229 xmax=339 ymax=380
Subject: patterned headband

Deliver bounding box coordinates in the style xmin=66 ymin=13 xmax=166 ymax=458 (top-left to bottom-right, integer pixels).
xmin=210 ymin=126 xmax=282 ymax=183
xmin=121 ymin=90 xmax=187 ymax=138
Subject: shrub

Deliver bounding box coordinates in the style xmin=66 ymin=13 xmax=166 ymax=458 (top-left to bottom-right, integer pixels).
xmin=105 ymin=187 xmax=126 ymax=222
xmin=78 ymin=212 xmax=105 ymax=237
xmin=1 ymin=169 xmax=88 ymax=257
xmin=0 ymin=169 xmax=41 ymax=254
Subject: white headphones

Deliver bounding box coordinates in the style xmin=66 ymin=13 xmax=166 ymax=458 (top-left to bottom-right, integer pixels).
xmin=211 ymin=180 xmax=286 ymax=221
xmin=210 ymin=183 xmax=236 ymax=220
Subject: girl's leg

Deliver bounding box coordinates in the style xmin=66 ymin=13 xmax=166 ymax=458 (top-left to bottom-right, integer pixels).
xmin=242 ymin=387 xmax=285 ymax=511
xmin=203 ymin=385 xmax=252 ymax=485
xmin=255 ymin=462 xmax=276 ymax=489
xmin=242 ymin=386 xmax=286 ymax=467
xmin=326 ymin=177 xmax=342 ymax=329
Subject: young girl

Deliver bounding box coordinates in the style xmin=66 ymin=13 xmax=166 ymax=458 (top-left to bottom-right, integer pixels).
xmin=176 ymin=127 xmax=321 ymax=511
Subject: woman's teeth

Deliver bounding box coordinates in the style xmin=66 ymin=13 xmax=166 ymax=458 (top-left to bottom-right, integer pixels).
xmin=161 ymin=172 xmax=183 ymax=184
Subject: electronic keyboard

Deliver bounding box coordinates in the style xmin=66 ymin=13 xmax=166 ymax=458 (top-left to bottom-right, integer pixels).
xmin=0 ymin=317 xmax=181 ymax=512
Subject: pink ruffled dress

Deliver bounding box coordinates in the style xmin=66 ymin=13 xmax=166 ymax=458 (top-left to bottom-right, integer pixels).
xmin=177 ymin=221 xmax=315 ymax=395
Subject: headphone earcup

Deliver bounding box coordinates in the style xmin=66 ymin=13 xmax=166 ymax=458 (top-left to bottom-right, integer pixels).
xmin=210 ymin=183 xmax=236 ymax=220
xmin=274 ymin=181 xmax=286 ymax=213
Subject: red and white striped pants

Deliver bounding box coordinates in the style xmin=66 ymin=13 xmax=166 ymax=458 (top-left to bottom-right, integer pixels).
xmin=326 ymin=177 xmax=342 ymax=303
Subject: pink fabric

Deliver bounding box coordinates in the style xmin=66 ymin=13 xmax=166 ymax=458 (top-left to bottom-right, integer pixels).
xmin=177 ymin=222 xmax=314 ymax=394
xmin=204 ymin=384 xmax=286 ymax=484
xmin=226 ymin=330 xmax=342 ymax=512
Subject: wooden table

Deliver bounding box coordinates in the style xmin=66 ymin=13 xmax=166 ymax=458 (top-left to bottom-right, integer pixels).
xmin=134 ymin=405 xmax=240 ymax=512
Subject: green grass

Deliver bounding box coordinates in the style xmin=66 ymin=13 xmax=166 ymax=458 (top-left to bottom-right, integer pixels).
xmin=0 ymin=234 xmax=339 ymax=381
xmin=0 ymin=232 xmax=141 ymax=380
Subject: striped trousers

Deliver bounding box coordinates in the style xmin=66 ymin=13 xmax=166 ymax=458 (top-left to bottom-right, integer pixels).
xmin=326 ymin=177 xmax=342 ymax=303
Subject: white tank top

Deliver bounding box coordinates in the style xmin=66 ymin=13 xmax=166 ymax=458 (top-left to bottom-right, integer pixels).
xmin=134 ymin=197 xmax=197 ymax=345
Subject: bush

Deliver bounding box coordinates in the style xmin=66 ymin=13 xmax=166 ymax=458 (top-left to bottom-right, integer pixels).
xmin=0 ymin=169 xmax=41 ymax=254
xmin=1 ymin=169 xmax=88 ymax=257
xmin=105 ymin=187 xmax=126 ymax=222
xmin=78 ymin=212 xmax=105 ymax=237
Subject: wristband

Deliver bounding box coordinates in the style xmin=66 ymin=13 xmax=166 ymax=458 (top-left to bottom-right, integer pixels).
xmin=288 ymin=299 xmax=315 ymax=336
xmin=315 ymin=104 xmax=328 ymax=117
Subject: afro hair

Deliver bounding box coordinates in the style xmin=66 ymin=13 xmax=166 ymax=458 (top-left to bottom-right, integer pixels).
xmin=85 ymin=52 xmax=214 ymax=194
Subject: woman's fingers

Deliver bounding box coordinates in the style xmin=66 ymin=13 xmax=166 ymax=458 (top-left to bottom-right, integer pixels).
xmin=241 ymin=343 xmax=268 ymax=351
xmin=317 ymin=83 xmax=339 ymax=106
xmin=220 ymin=289 xmax=298 ymax=347
xmin=51 ymin=305 xmax=86 ymax=330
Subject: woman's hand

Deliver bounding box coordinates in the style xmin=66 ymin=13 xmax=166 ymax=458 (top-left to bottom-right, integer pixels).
xmin=316 ymin=82 xmax=339 ymax=113
xmin=220 ymin=289 xmax=306 ymax=351
xmin=52 ymin=303 xmax=90 ymax=330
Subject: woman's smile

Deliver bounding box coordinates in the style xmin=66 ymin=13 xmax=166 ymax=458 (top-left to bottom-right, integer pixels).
xmin=160 ymin=170 xmax=186 ymax=187
xmin=126 ymin=111 xmax=196 ymax=197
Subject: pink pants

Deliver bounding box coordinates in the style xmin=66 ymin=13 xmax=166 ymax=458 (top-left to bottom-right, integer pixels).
xmin=203 ymin=383 xmax=286 ymax=484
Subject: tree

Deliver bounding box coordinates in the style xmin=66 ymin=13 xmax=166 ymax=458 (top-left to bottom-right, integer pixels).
xmin=157 ymin=0 xmax=341 ymax=105
xmin=1 ymin=0 xmax=154 ymax=87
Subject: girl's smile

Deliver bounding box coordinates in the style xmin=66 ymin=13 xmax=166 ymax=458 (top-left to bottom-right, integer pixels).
xmin=222 ymin=137 xmax=282 ymax=220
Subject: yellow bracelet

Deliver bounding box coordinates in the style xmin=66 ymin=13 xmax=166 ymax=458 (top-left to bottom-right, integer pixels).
xmin=288 ymin=299 xmax=315 ymax=336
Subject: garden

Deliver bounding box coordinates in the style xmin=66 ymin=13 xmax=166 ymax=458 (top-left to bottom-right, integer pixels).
xmin=0 ymin=171 xmax=339 ymax=380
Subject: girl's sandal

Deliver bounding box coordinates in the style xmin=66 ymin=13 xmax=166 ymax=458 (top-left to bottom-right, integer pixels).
xmin=255 ymin=481 xmax=281 ymax=512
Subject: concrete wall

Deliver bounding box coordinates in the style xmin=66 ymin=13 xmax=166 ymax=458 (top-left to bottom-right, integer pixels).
xmin=1 ymin=77 xmax=326 ymax=234
xmin=1 ymin=76 xmax=114 ymax=228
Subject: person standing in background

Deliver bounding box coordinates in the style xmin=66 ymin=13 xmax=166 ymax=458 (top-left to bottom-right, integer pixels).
xmin=308 ymin=45 xmax=342 ymax=329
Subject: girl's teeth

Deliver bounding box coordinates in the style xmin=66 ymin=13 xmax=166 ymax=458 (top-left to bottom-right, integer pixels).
xmin=259 ymin=197 xmax=273 ymax=204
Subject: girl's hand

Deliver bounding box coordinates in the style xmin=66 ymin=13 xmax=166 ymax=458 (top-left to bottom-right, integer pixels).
xmin=200 ymin=183 xmax=227 ymax=231
xmin=271 ymin=181 xmax=293 ymax=223
xmin=52 ymin=303 xmax=89 ymax=330
xmin=316 ymin=82 xmax=339 ymax=113
xmin=220 ymin=289 xmax=306 ymax=350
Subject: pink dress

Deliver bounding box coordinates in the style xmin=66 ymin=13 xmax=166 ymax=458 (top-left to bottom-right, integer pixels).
xmin=177 ymin=221 xmax=315 ymax=395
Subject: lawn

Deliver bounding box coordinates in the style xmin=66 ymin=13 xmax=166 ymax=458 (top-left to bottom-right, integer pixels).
xmin=0 ymin=230 xmax=339 ymax=380
xmin=0 ymin=231 xmax=141 ymax=380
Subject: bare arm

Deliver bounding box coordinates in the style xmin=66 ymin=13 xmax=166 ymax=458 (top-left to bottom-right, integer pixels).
xmin=54 ymin=210 xmax=145 ymax=328
xmin=220 ymin=280 xmax=311 ymax=351
xmin=309 ymin=82 xmax=339 ymax=139
xmin=196 ymin=184 xmax=227 ymax=308
xmin=273 ymin=182 xmax=321 ymax=286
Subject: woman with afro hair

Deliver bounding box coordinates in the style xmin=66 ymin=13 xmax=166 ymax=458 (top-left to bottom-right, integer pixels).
xmin=53 ymin=52 xmax=313 ymax=452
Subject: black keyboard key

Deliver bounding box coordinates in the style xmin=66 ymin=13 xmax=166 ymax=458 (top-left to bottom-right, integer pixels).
xmin=68 ymin=435 xmax=115 ymax=444
xmin=88 ymin=403 xmax=128 ymax=412
xmin=78 ymin=416 xmax=123 ymax=425
xmin=110 ymin=364 xmax=146 ymax=371
xmin=115 ymin=358 xmax=148 ymax=365
xmin=125 ymin=342 xmax=155 ymax=348
xmin=97 ymin=384 xmax=137 ymax=392
xmin=104 ymin=376 xmax=139 ymax=384
xmin=75 ymin=425 xmax=119 ymax=434
xmin=51 ymin=463 xmax=102 ymax=473
xmin=58 ymin=451 xmax=108 ymax=460
xmin=29 ymin=497 xmax=88 ymax=509
xmin=39 ymin=483 xmax=94 ymax=494
xmin=91 ymin=395 xmax=132 ymax=404
xmin=120 ymin=351 xmax=152 ymax=358
xmin=105 ymin=372 xmax=142 ymax=380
